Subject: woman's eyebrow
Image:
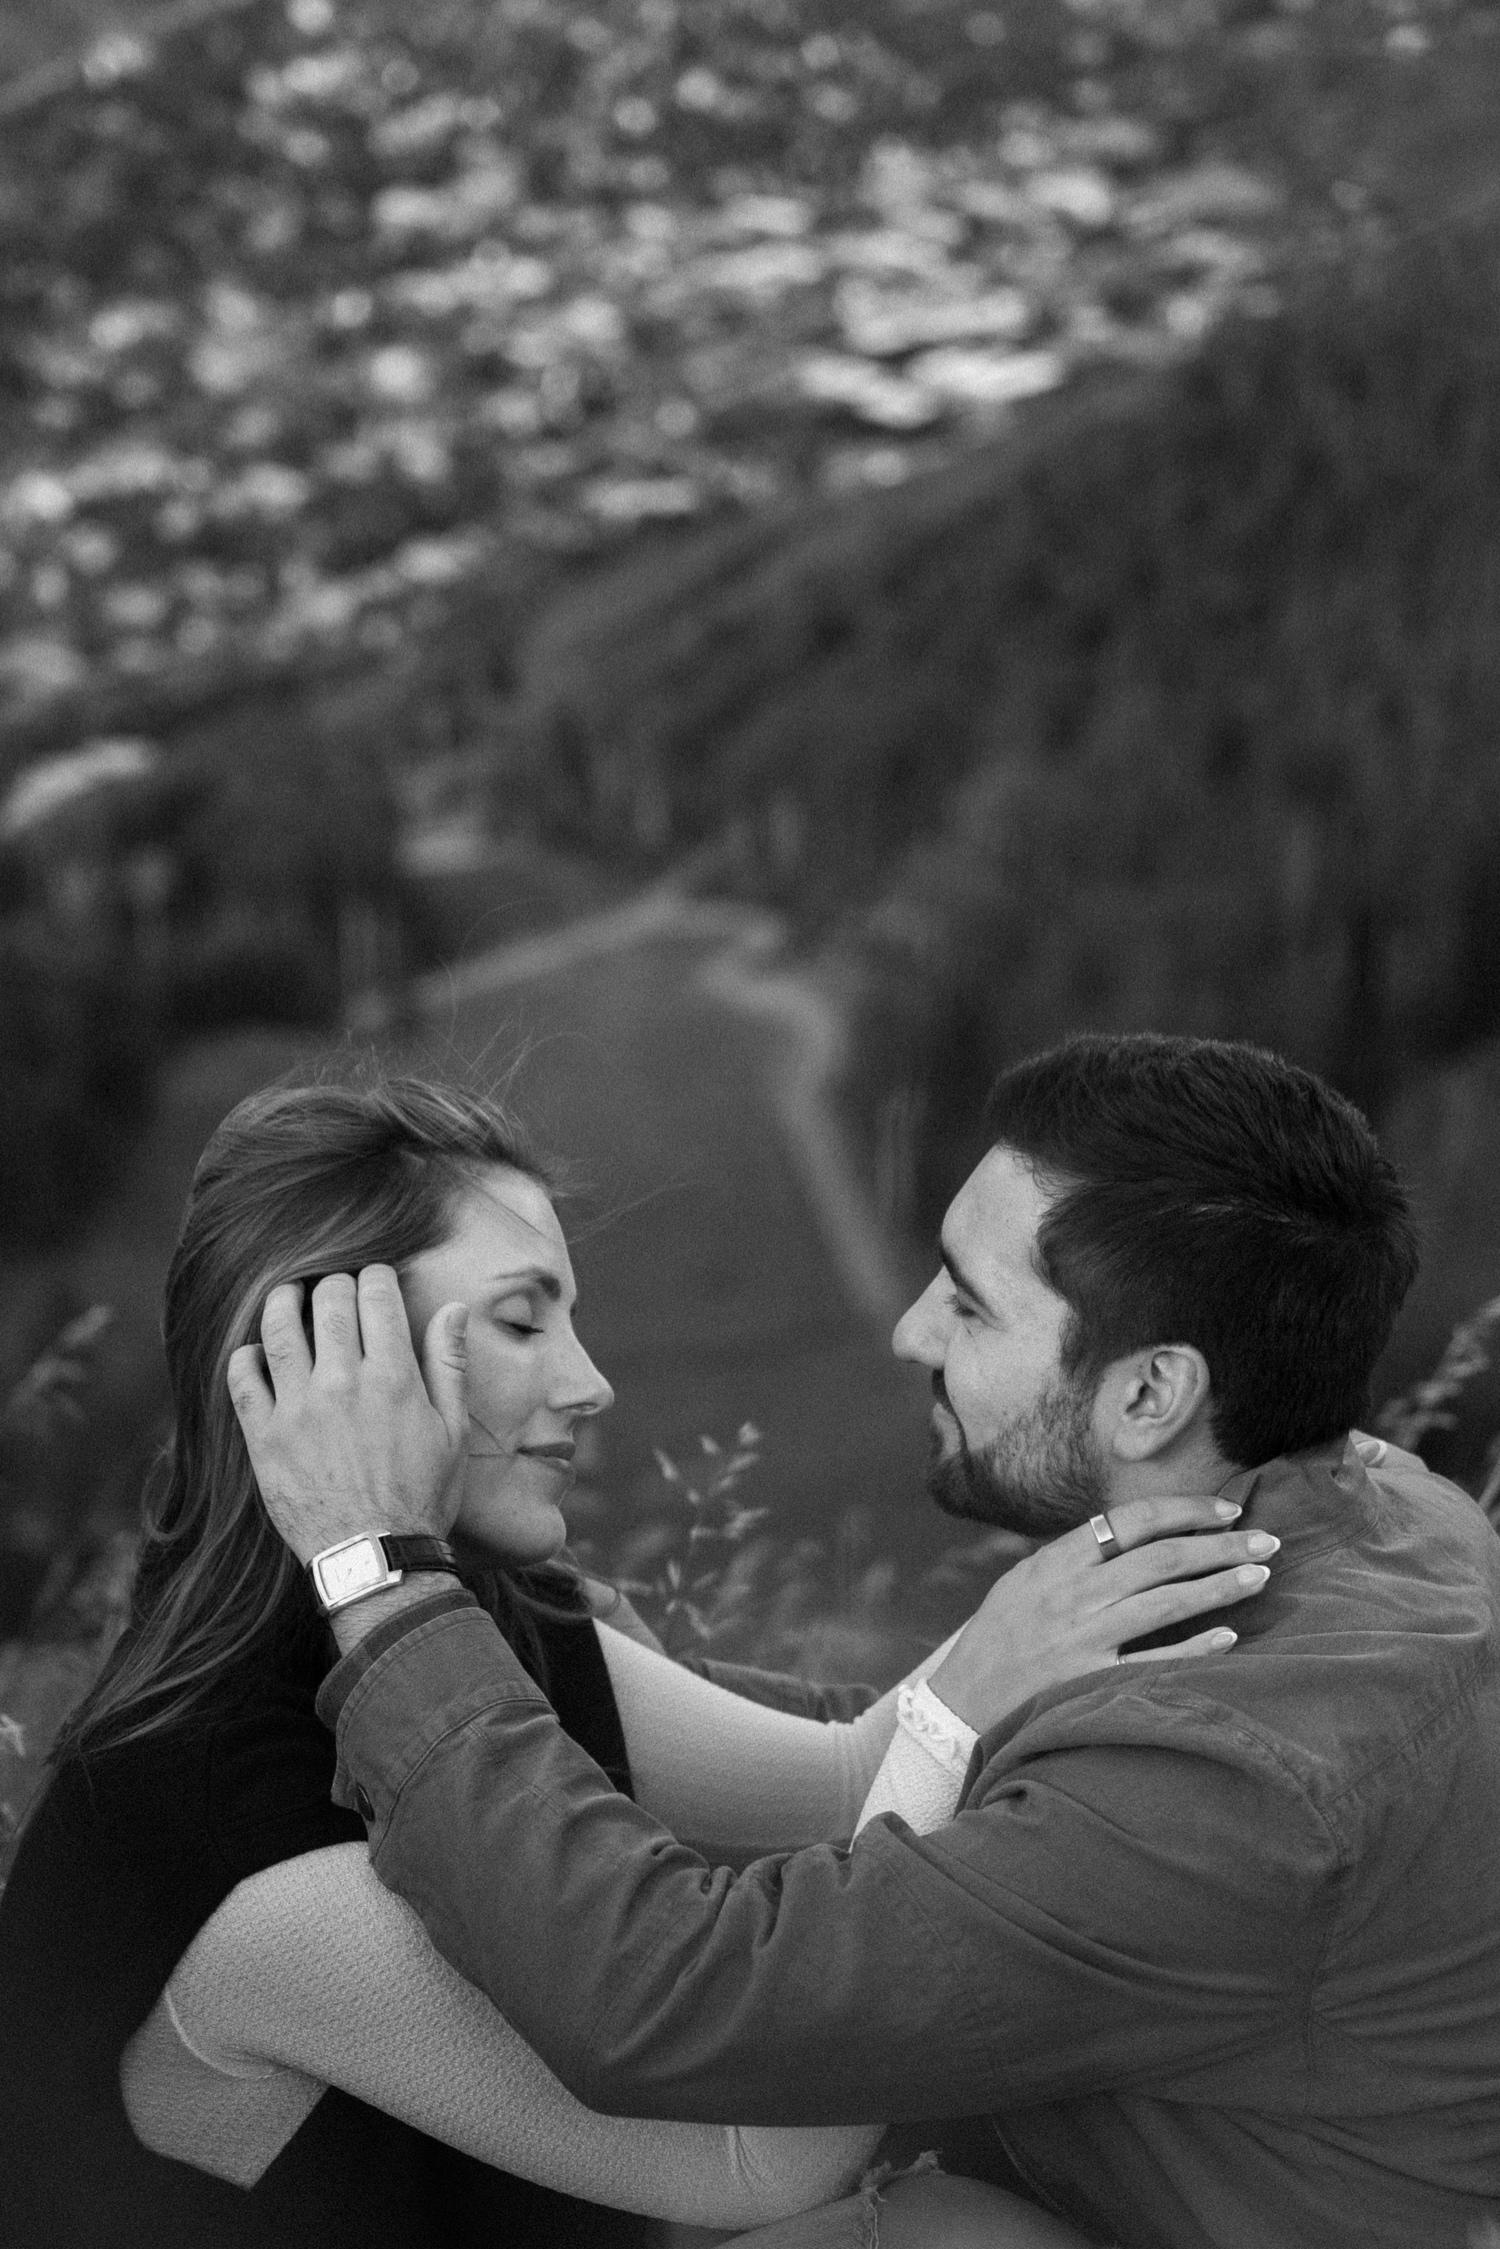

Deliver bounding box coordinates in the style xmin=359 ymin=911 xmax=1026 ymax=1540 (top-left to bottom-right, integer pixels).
xmin=485 ymin=1266 xmax=563 ymax=1302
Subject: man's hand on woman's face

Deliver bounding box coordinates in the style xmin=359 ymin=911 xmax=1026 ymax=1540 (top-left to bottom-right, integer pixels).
xmin=228 ymin=1266 xmax=471 ymax=1564
xmin=928 ymin=1493 xmax=1279 ymax=1735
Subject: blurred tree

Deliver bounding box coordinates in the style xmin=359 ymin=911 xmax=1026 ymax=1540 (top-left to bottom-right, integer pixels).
xmin=165 ymin=716 xmax=404 ymax=1028
xmin=0 ymin=929 xmax=156 ymax=1253
xmin=819 ymin=229 xmax=1500 ymax=1220
xmin=513 ymin=220 xmax=1500 ymax=1232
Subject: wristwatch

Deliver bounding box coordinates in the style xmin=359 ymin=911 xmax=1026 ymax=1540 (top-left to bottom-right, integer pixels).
xmin=307 ymin=1532 xmax=460 ymax=1616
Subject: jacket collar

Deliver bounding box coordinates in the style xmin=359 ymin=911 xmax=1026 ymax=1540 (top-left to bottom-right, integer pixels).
xmin=1217 ymin=1434 xmax=1378 ymax=1570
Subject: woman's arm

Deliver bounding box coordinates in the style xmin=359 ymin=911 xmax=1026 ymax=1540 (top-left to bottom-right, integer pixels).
xmin=595 ymin=1622 xmax=963 ymax=1852
xmin=119 ymin=1674 xmax=976 ymax=2219
xmin=121 ymin=1841 xmax=881 ymax=2226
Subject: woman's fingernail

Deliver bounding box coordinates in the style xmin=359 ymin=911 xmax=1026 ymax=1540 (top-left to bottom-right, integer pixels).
xmin=1208 ymin=1629 xmax=1238 ymax=1649
xmin=1214 ymin=1501 xmax=1243 ymax=1518
xmin=1237 ymin=1563 xmax=1271 ymax=1587
xmin=1246 ymin=1532 xmax=1280 ymax=1556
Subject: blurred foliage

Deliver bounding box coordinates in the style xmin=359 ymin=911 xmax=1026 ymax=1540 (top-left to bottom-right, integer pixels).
xmin=2 ymin=0 xmax=1497 ymax=741
xmin=0 ymin=1530 xmax=135 ymax=1886
xmin=627 ymin=1423 xmax=772 ymax=1656
xmin=0 ymin=1305 xmax=116 ymax=1611
xmin=1377 ymin=1296 xmax=1500 ymax=1521
xmin=0 ymin=1303 xmax=128 ymax=1880
xmin=572 ymin=1420 xmax=1027 ymax=1683
xmin=821 ymin=232 xmax=1500 ymax=1219
xmin=0 ymin=705 xmax=407 ymax=1243
xmin=0 ymin=1306 xmax=114 ymax=1482
xmin=509 ymin=224 xmax=1500 ymax=1219
xmin=0 ymin=932 xmax=158 ymax=1251
xmin=0 ymin=0 xmax=1496 ymax=1256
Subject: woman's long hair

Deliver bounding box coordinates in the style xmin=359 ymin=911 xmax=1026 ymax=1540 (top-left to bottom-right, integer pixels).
xmin=58 ymin=1071 xmax=572 ymax=1762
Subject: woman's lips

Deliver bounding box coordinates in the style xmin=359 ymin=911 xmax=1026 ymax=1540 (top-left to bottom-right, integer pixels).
xmin=518 ymin=1442 xmax=576 ymax=1467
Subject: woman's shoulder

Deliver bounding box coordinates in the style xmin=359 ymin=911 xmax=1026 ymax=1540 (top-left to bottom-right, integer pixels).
xmin=204 ymin=1664 xmax=365 ymax=1881
xmin=38 ymin=1705 xmax=219 ymax=1848
xmin=38 ymin=1657 xmax=361 ymax=1884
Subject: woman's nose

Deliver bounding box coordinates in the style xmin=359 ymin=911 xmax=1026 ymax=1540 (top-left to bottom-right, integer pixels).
xmin=553 ymin=1327 xmax=614 ymax=1417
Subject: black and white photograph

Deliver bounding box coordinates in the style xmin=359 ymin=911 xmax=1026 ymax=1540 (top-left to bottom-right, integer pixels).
xmin=1 ymin=0 xmax=1499 ymax=2241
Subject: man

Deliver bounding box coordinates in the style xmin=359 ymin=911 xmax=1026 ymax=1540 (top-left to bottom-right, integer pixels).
xmin=235 ymin=1034 xmax=1500 ymax=2248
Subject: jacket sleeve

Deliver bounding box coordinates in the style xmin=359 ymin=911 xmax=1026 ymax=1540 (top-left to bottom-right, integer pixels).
xmin=320 ymin=1603 xmax=1325 ymax=2128
xmin=675 ymin=1653 xmax=882 ymax=1723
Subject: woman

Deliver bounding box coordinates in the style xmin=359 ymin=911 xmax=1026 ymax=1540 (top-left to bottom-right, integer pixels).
xmin=0 ymin=1075 xmax=1268 ymax=2249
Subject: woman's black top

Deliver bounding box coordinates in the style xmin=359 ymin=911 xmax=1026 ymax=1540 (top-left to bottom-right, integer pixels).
xmin=0 ymin=1578 xmax=658 ymax=2249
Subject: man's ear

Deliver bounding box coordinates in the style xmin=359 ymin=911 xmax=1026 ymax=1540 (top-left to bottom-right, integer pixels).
xmin=1097 ymin=1346 xmax=1213 ymax=1462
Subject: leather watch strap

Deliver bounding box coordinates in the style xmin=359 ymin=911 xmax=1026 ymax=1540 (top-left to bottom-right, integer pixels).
xmin=378 ymin=1535 xmax=461 ymax=1577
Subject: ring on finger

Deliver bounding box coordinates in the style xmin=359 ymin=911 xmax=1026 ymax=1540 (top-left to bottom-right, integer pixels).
xmin=1089 ymin=1511 xmax=1122 ymax=1563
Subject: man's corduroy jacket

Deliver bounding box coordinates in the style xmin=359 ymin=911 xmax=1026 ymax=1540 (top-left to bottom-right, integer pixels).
xmin=317 ymin=1439 xmax=1500 ymax=2249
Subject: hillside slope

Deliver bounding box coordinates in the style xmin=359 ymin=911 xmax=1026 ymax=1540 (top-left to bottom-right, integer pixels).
xmin=4 ymin=0 xmax=1497 ymax=765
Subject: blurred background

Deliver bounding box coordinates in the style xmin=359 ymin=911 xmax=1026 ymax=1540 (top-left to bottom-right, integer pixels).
xmin=5 ymin=0 xmax=1500 ymax=1851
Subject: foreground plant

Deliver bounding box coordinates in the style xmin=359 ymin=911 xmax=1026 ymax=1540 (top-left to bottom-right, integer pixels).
xmin=0 ymin=1304 xmax=115 ymax=1592
xmin=1376 ymin=1294 xmax=1500 ymax=1525
xmin=1 ymin=1305 xmax=121 ymax=1887
xmin=586 ymin=1423 xmax=1020 ymax=1683
xmin=624 ymin=1424 xmax=769 ymax=1658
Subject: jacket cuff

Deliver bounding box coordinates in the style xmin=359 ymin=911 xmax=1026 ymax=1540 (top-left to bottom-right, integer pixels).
xmin=317 ymin=1585 xmax=479 ymax=1732
xmin=321 ymin=1601 xmax=548 ymax=1823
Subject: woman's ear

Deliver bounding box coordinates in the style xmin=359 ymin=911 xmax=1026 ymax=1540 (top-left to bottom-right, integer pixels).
xmin=1098 ymin=1346 xmax=1213 ymax=1461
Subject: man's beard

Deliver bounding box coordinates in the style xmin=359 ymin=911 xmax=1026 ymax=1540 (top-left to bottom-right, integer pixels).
xmin=926 ymin=1373 xmax=1107 ymax=1540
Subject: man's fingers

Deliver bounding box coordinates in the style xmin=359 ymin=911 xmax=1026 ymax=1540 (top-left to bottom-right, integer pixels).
xmin=260 ymin=1283 xmax=311 ymax=1386
xmin=226 ymin=1342 xmax=273 ymax=1433
xmin=420 ymin=1300 xmax=470 ymax=1451
xmin=355 ymin=1265 xmax=415 ymax=1371
xmin=310 ymin=1273 xmax=360 ymax=1375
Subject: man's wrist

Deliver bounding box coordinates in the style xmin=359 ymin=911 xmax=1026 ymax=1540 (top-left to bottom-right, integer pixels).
xmin=307 ymin=1530 xmax=461 ymax=1616
xmin=328 ymin=1576 xmax=446 ymax=1657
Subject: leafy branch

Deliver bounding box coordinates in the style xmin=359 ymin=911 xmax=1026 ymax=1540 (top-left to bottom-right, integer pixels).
xmin=0 ymin=1307 xmax=114 ymax=1461
xmin=624 ymin=1423 xmax=770 ymax=1655
xmin=1376 ymin=1295 xmax=1500 ymax=1445
xmin=0 ymin=1306 xmax=115 ymax=1561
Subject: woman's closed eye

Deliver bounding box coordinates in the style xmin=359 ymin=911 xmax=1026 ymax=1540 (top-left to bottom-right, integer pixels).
xmin=490 ymin=1295 xmax=542 ymax=1336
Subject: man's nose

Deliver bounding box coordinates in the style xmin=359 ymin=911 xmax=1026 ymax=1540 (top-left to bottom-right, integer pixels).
xmin=892 ymin=1276 xmax=947 ymax=1365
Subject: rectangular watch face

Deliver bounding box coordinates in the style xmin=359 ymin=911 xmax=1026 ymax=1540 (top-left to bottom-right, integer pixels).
xmin=317 ymin=1537 xmax=388 ymax=1606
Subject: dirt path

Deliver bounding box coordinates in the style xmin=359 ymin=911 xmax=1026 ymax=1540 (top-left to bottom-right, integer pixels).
xmin=2 ymin=878 xmax=961 ymax=1682
xmin=414 ymin=884 xmax=910 ymax=1325
xmin=399 ymin=884 xmax=954 ymax=1595
xmin=1 ymin=881 xmax=967 ymax=1859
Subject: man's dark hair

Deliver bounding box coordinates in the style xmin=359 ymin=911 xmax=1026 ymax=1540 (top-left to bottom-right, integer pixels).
xmin=984 ymin=1034 xmax=1420 ymax=1468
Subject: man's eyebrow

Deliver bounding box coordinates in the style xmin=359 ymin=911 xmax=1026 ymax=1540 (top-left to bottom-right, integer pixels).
xmin=939 ymin=1244 xmax=993 ymax=1313
xmin=485 ymin=1266 xmax=564 ymax=1302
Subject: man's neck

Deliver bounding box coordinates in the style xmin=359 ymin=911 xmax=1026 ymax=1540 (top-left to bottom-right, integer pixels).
xmin=1101 ymin=1437 xmax=1240 ymax=1518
